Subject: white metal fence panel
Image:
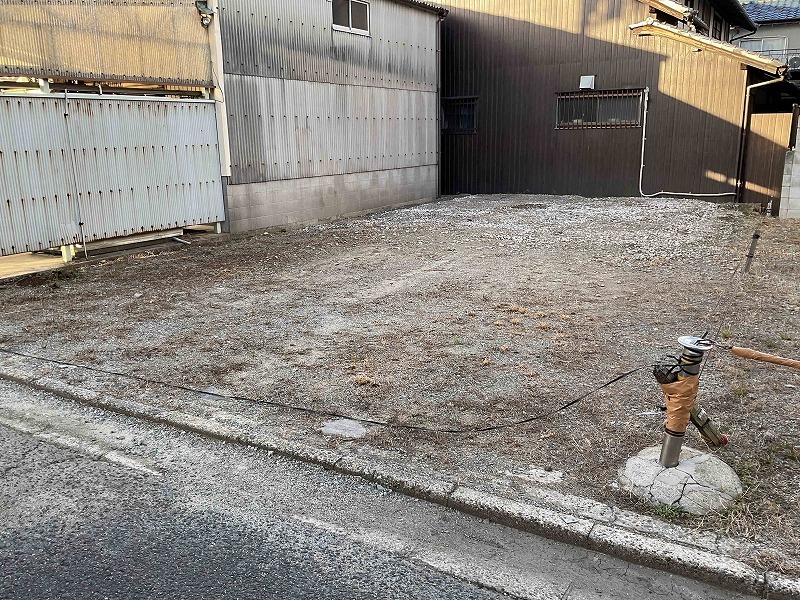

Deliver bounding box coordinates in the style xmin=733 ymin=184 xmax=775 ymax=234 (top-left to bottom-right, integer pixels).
xmin=0 ymin=94 xmax=223 ymax=256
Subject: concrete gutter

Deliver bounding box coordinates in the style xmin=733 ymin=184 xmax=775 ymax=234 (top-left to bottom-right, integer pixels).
xmin=0 ymin=355 xmax=798 ymax=600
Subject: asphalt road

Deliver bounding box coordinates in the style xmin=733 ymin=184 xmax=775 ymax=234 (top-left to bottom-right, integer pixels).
xmin=0 ymin=379 xmax=759 ymax=600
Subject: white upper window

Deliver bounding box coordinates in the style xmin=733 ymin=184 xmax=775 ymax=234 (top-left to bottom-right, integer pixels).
xmin=333 ymin=0 xmax=370 ymax=36
xmin=740 ymin=37 xmax=789 ymax=60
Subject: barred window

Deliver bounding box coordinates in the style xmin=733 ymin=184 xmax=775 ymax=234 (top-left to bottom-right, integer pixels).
xmin=442 ymin=97 xmax=478 ymax=135
xmin=556 ymin=90 xmax=644 ymax=129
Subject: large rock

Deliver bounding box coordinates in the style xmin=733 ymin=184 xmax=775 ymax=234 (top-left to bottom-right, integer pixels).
xmin=618 ymin=446 xmax=742 ymax=515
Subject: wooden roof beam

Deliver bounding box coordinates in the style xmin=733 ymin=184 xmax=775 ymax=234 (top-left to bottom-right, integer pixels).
xmin=646 ymin=0 xmax=692 ymax=21
xmin=629 ymin=18 xmax=785 ymax=74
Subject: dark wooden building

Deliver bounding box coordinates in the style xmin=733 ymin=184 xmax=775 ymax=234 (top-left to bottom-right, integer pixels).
xmin=437 ymin=0 xmax=800 ymax=212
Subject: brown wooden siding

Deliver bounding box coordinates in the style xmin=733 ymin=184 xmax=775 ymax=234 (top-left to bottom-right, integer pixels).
xmin=437 ymin=0 xmax=750 ymax=197
xmin=742 ymin=112 xmax=793 ymax=213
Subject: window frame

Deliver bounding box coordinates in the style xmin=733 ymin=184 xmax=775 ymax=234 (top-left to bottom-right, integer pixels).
xmin=441 ymin=96 xmax=479 ymax=135
xmin=332 ymin=0 xmax=371 ymax=37
xmin=555 ymin=89 xmax=645 ymax=130
xmin=739 ymin=36 xmax=790 ymax=63
xmin=711 ymin=11 xmax=724 ymax=40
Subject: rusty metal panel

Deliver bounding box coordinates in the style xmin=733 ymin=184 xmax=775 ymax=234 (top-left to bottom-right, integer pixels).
xmin=225 ymin=74 xmax=438 ymax=185
xmin=0 ymin=0 xmax=213 ymax=86
xmin=0 ymin=94 xmax=223 ymax=256
xmin=437 ymin=0 xmax=751 ymax=197
xmin=220 ymin=0 xmax=438 ymax=92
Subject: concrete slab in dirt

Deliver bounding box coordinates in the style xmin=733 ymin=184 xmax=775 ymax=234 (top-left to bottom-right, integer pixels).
xmin=321 ymin=418 xmax=367 ymax=439
xmin=618 ymin=446 xmax=742 ymax=515
xmin=0 ymin=252 xmax=65 ymax=280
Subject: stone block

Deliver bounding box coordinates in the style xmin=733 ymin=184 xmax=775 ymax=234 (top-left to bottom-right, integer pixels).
xmin=618 ymin=446 xmax=741 ymax=515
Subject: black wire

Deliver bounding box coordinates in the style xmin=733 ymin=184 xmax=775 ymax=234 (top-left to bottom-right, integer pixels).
xmin=0 ymin=347 xmax=648 ymax=435
xmin=699 ymin=218 xmax=766 ymax=379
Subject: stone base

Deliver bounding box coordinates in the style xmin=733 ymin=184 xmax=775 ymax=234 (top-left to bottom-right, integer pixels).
xmin=618 ymin=446 xmax=742 ymax=515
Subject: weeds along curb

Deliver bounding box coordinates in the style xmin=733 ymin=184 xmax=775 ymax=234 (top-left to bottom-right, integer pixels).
xmin=0 ymin=363 xmax=798 ymax=600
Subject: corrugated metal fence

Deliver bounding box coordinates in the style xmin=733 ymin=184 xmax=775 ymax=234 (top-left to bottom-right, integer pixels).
xmin=0 ymin=0 xmax=213 ymax=86
xmin=0 ymin=94 xmax=224 ymax=256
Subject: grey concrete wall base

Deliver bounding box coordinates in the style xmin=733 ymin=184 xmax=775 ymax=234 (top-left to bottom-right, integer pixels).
xmin=1 ymin=357 xmax=799 ymax=599
xmin=227 ymin=165 xmax=438 ymax=233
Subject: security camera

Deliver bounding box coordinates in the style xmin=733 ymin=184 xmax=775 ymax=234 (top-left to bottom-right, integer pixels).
xmin=195 ymin=0 xmax=214 ymax=27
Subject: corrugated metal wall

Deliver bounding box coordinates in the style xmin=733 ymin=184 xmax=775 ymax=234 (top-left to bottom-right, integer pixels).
xmin=220 ymin=0 xmax=440 ymax=186
xmin=437 ymin=0 xmax=750 ymax=197
xmin=226 ymin=74 xmax=437 ymax=184
xmin=221 ymin=0 xmax=437 ymax=92
xmin=0 ymin=0 xmax=213 ymax=86
xmin=0 ymin=94 xmax=223 ymax=256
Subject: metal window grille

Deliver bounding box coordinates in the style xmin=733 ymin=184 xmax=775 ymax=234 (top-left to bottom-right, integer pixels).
xmin=555 ymin=89 xmax=643 ymax=130
xmin=442 ymin=97 xmax=478 ymax=134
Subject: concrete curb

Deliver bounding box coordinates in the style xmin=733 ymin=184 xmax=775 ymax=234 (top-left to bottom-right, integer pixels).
xmin=1 ymin=360 xmax=798 ymax=600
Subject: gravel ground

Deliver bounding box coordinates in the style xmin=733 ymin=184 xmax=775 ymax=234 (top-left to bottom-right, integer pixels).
xmin=1 ymin=194 xmax=798 ymax=572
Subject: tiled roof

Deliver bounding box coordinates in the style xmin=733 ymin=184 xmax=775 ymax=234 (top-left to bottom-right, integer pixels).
xmin=741 ymin=0 xmax=800 ymax=22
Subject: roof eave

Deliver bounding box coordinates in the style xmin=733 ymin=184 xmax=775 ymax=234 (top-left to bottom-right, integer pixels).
xmin=751 ymin=18 xmax=800 ymax=25
xmin=647 ymin=0 xmax=692 ymax=21
xmin=721 ymin=0 xmax=758 ymax=31
xmin=629 ymin=18 xmax=784 ymax=74
xmin=392 ymin=0 xmax=448 ymax=17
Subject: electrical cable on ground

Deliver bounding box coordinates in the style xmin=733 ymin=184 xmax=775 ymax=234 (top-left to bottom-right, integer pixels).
xmin=0 ymin=347 xmax=648 ymax=435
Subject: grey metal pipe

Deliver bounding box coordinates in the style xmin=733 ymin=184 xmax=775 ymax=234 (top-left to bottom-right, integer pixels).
xmin=735 ymin=74 xmax=787 ymax=203
xmin=639 ymin=88 xmax=737 ymax=198
xmin=62 ymin=92 xmax=89 ymax=259
xmin=659 ymin=431 xmax=685 ymax=468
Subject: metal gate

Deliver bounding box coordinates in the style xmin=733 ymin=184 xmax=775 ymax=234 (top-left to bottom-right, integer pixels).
xmin=0 ymin=93 xmax=224 ymax=256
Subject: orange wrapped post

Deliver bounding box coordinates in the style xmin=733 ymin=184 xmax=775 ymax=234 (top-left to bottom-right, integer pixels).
xmin=660 ymin=377 xmax=699 ymax=435
xmin=653 ymin=337 xmax=713 ymax=467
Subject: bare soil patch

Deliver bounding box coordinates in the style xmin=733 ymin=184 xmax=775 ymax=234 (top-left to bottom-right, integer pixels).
xmin=1 ymin=195 xmax=798 ymax=572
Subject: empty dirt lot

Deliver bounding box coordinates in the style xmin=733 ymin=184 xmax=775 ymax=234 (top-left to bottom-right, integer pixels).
xmin=1 ymin=195 xmax=798 ymax=572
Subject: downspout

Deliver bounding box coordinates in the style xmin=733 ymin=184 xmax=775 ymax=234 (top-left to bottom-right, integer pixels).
xmin=207 ymin=0 xmax=232 ymax=233
xmin=639 ymin=87 xmax=737 ymax=197
xmin=208 ymin=0 xmax=231 ymax=179
xmin=735 ymin=73 xmax=787 ymax=203
xmin=436 ymin=13 xmax=444 ymax=199
xmin=62 ymin=92 xmax=90 ymax=258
